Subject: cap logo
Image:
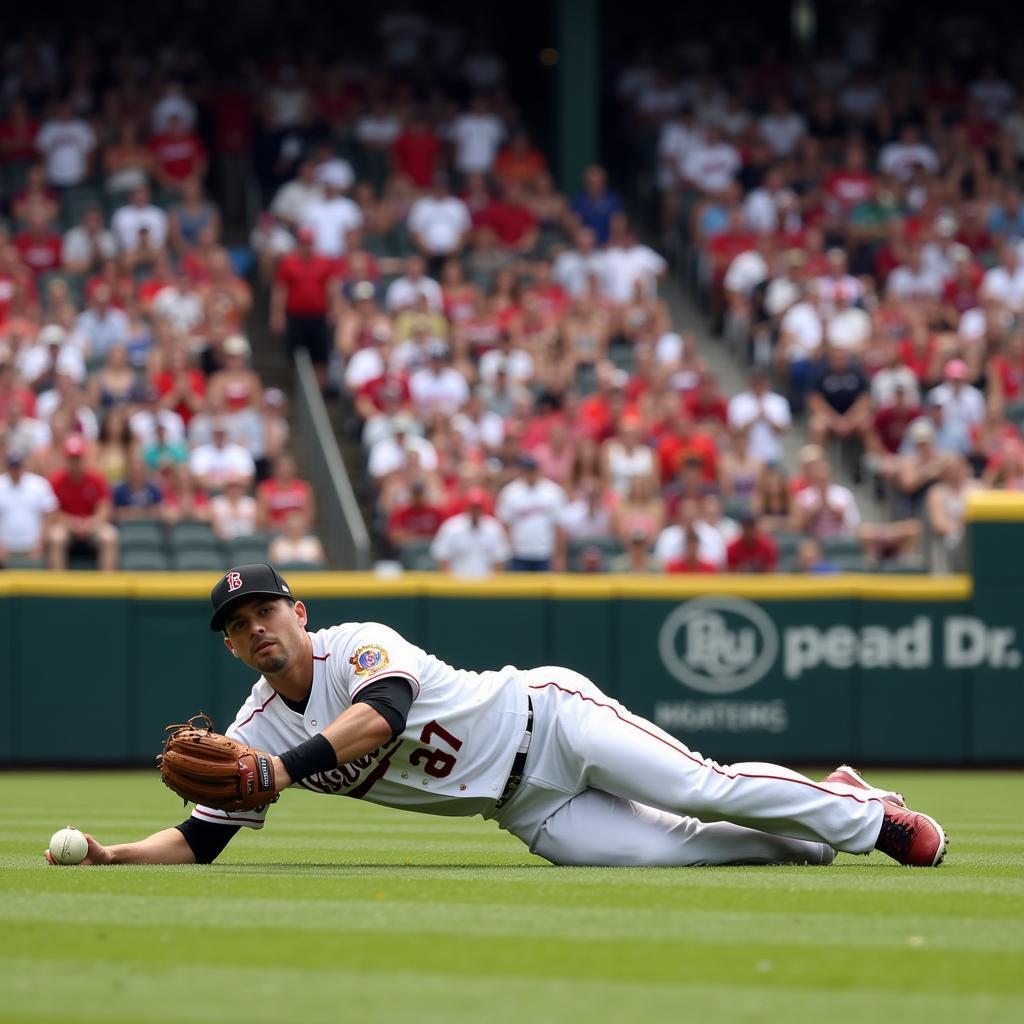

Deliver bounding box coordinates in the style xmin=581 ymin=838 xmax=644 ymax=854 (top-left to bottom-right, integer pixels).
xmin=226 ymin=571 xmax=243 ymax=592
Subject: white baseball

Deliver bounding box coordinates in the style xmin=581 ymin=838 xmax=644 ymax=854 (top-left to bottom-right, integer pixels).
xmin=49 ymin=827 xmax=88 ymax=865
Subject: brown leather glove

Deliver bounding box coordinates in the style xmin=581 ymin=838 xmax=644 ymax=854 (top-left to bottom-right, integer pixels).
xmin=157 ymin=713 xmax=278 ymax=811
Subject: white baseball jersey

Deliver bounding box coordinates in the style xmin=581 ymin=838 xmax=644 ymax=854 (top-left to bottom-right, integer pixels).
xmin=192 ymin=622 xmax=530 ymax=829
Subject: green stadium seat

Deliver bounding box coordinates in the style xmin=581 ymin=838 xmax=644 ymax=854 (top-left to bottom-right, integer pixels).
xmin=830 ymin=552 xmax=870 ymax=573
xmin=172 ymin=549 xmax=227 ymax=572
xmin=169 ymin=521 xmax=218 ymax=552
xmin=274 ymin=559 xmax=327 ymax=573
xmin=2 ymin=554 xmax=47 ymax=569
xmin=117 ymin=520 xmax=165 ymax=549
xmin=822 ymin=536 xmax=864 ymax=559
xmin=567 ymin=536 xmax=624 ymax=572
xmin=226 ymin=533 xmax=274 ymax=564
xmin=724 ymin=498 xmax=753 ymax=521
xmin=121 ymin=549 xmax=171 ymax=571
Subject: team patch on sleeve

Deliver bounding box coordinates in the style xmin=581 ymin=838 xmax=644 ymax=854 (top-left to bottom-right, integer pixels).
xmin=349 ymin=644 xmax=390 ymax=676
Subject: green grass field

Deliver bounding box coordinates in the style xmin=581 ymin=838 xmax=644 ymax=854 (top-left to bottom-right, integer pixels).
xmin=1 ymin=771 xmax=1022 ymax=1024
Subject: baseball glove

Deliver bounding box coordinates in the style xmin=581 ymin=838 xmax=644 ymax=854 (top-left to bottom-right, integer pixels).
xmin=157 ymin=712 xmax=278 ymax=811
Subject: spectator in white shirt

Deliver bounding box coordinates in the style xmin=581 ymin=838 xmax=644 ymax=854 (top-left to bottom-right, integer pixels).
xmin=368 ymin=417 xmax=439 ymax=480
xmin=451 ymin=390 xmax=505 ymax=452
xmin=129 ymin=388 xmax=186 ymax=445
xmin=408 ymin=175 xmax=472 ymax=265
xmin=430 ymin=487 xmax=510 ymax=577
xmin=793 ymin=458 xmax=861 ymax=540
xmin=314 ymin=156 xmax=355 ymax=194
xmin=478 ymin=332 xmax=535 ymax=385
xmin=385 ymin=255 xmax=444 ymax=313
xmin=927 ymin=359 xmax=986 ymax=455
xmin=0 ymin=447 xmax=58 ymax=564
xmin=210 ymin=477 xmax=258 ymax=541
xmin=152 ymin=82 xmax=197 ymax=133
xmin=111 ymin=187 xmax=169 ymax=252
xmin=496 ymin=454 xmax=567 ymax=570
xmin=17 ymin=325 xmax=86 ymax=390
xmin=683 ymin=123 xmax=741 ymax=197
xmin=727 ymin=367 xmax=792 ymax=464
xmin=62 ymin=205 xmax=117 ymax=276
xmin=189 ymin=420 xmax=256 ymax=492
xmin=409 ymin=341 xmax=470 ymax=418
xmin=758 ymin=96 xmax=807 ymax=157
xmin=653 ymin=498 xmax=727 ymax=568
xmin=552 ymin=227 xmax=605 ymax=297
xmin=300 ymin=176 xmax=363 ymax=259
xmin=981 ymin=243 xmax=1024 ymax=313
xmin=448 ymin=95 xmax=506 ymax=176
xmin=35 ymin=100 xmax=96 ymax=187
xmin=878 ymin=125 xmax=939 ymax=182
xmin=887 ymin=244 xmax=944 ymax=302
xmin=600 ymin=221 xmax=667 ymax=305
xmin=75 ymin=285 xmax=130 ymax=362
xmin=270 ymin=160 xmax=322 ymax=228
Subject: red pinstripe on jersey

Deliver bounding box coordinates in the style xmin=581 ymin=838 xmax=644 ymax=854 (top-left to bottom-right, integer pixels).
xmin=235 ymin=692 xmax=278 ymax=730
xmin=526 ymin=681 xmax=884 ymax=806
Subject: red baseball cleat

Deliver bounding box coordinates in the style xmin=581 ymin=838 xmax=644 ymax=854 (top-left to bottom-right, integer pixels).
xmin=874 ymin=799 xmax=948 ymax=867
xmin=824 ymin=765 xmax=905 ymax=807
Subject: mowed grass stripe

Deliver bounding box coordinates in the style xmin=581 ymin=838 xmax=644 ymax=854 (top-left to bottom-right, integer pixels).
xmin=5 ymin=854 xmax=1022 ymax=898
xmin=2 ymin=919 xmax=1022 ymax=995
xmin=2 ymin=892 xmax=1023 ymax=953
xmin=3 ymin=959 xmax=1021 ymax=1024
xmin=4 ymin=872 xmax=1023 ymax=919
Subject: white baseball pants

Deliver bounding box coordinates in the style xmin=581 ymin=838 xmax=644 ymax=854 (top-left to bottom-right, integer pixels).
xmin=492 ymin=667 xmax=887 ymax=867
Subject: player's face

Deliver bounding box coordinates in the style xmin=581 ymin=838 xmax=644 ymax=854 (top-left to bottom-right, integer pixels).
xmin=223 ymin=597 xmax=308 ymax=674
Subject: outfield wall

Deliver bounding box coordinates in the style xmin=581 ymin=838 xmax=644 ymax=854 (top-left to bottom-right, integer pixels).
xmin=2 ymin=494 xmax=1023 ymax=765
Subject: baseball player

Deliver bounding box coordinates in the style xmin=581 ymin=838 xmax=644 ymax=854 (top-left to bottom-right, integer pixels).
xmin=47 ymin=564 xmax=947 ymax=869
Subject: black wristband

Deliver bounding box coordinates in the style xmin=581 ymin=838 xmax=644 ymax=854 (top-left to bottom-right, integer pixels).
xmin=279 ymin=733 xmax=337 ymax=783
xmin=175 ymin=817 xmax=240 ymax=865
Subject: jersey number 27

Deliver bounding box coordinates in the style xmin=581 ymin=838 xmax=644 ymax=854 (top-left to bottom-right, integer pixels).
xmin=409 ymin=720 xmax=463 ymax=779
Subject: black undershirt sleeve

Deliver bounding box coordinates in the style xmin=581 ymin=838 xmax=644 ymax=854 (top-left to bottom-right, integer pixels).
xmin=351 ymin=677 xmax=415 ymax=738
xmin=175 ymin=817 xmax=241 ymax=864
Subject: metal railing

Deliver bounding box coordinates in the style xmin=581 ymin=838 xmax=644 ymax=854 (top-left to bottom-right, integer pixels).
xmin=292 ymin=349 xmax=371 ymax=569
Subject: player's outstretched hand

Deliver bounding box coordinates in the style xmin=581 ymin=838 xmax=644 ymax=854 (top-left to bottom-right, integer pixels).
xmin=43 ymin=833 xmax=111 ymax=866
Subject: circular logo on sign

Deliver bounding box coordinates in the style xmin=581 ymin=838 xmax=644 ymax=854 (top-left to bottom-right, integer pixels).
xmin=657 ymin=596 xmax=779 ymax=694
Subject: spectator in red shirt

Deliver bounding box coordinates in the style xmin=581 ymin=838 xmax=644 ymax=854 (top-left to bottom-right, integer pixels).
xmin=726 ymin=512 xmax=779 ymax=572
xmin=0 ymin=98 xmax=39 ymax=170
xmin=392 ymin=112 xmax=442 ymax=188
xmin=256 ymin=453 xmax=314 ymax=531
xmin=387 ymin=481 xmax=444 ymax=550
xmin=270 ymin=227 xmax=338 ymax=389
xmin=493 ymin=129 xmax=548 ymax=189
xmin=209 ymin=74 xmax=254 ymax=222
xmin=665 ymin=528 xmax=719 ymax=573
xmin=475 ymin=182 xmax=539 ymax=253
xmin=0 ymin=244 xmax=36 ymax=323
xmin=152 ymin=346 xmax=206 ymax=426
xmin=14 ymin=212 xmax=62 ymax=277
xmin=656 ymin=414 xmax=718 ymax=484
xmin=683 ymin=370 xmax=729 ymax=427
xmin=149 ymin=113 xmax=208 ymax=194
xmin=46 ymin=435 xmax=118 ymax=571
xmin=823 ymin=142 xmax=874 ymax=220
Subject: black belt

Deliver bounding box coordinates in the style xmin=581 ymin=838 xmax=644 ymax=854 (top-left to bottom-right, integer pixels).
xmin=496 ymin=697 xmax=533 ymax=808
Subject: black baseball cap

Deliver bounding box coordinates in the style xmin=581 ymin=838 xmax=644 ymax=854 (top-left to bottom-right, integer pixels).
xmin=209 ymin=563 xmax=294 ymax=631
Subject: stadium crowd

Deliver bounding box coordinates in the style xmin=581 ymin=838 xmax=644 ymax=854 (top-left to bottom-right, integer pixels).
xmin=607 ymin=25 xmax=1024 ymax=574
xmin=5 ymin=11 xmax=1024 ymax=576
xmin=0 ymin=30 xmax=322 ymax=572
